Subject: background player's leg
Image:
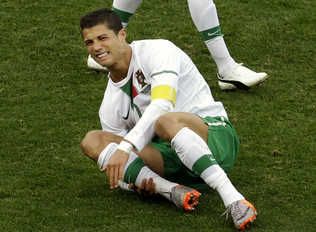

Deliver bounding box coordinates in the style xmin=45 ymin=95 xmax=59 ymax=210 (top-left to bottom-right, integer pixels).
xmin=187 ymin=0 xmax=236 ymax=75
xmin=112 ymin=0 xmax=142 ymax=27
xmin=187 ymin=0 xmax=268 ymax=90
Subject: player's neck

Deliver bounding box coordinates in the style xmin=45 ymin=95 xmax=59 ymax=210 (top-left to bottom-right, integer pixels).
xmin=109 ymin=45 xmax=132 ymax=82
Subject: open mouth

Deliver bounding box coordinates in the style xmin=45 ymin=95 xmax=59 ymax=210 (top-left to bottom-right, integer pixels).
xmin=95 ymin=51 xmax=110 ymax=60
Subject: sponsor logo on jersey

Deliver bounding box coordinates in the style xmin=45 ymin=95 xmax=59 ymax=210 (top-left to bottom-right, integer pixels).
xmin=122 ymin=106 xmax=130 ymax=120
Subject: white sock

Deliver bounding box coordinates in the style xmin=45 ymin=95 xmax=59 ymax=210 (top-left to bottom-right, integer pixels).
xmin=112 ymin=0 xmax=142 ymax=27
xmin=187 ymin=0 xmax=237 ymax=74
xmin=171 ymin=127 xmax=217 ymax=170
xmin=205 ymin=37 xmax=237 ymax=75
xmin=97 ymin=142 xmax=177 ymax=200
xmin=135 ymin=167 xmax=177 ymax=200
xmin=202 ymin=165 xmax=244 ymax=207
xmin=171 ymin=127 xmax=243 ymax=207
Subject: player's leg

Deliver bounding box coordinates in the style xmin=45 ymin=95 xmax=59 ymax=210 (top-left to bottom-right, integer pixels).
xmin=87 ymin=0 xmax=142 ymax=71
xmin=187 ymin=0 xmax=236 ymax=76
xmin=187 ymin=0 xmax=268 ymax=90
xmin=154 ymin=112 xmax=257 ymax=229
xmin=112 ymin=0 xmax=142 ymax=27
xmin=80 ymin=130 xmax=164 ymax=175
xmin=155 ymin=112 xmax=243 ymax=207
xmin=80 ymin=130 xmax=200 ymax=211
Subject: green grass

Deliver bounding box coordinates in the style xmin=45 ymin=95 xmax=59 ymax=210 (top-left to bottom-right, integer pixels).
xmin=1 ymin=0 xmax=315 ymax=231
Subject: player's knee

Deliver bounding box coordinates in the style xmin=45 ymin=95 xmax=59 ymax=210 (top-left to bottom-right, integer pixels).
xmin=80 ymin=130 xmax=102 ymax=161
xmin=81 ymin=130 xmax=122 ymax=161
xmin=155 ymin=113 xmax=181 ymax=140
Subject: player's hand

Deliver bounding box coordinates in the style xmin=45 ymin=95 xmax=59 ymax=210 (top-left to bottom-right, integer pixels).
xmin=129 ymin=178 xmax=156 ymax=197
xmin=105 ymin=149 xmax=129 ymax=189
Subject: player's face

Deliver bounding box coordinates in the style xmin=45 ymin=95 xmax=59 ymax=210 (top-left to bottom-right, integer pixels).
xmin=82 ymin=24 xmax=126 ymax=67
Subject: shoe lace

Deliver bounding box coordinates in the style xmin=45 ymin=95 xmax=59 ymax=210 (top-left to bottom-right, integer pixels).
xmin=222 ymin=201 xmax=244 ymax=222
xmin=221 ymin=204 xmax=232 ymax=221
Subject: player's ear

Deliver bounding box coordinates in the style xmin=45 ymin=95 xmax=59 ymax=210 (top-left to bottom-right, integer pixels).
xmin=118 ymin=28 xmax=127 ymax=42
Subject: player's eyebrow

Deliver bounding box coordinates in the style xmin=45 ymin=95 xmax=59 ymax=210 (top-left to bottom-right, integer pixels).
xmin=84 ymin=33 xmax=109 ymax=43
xmin=97 ymin=33 xmax=110 ymax=38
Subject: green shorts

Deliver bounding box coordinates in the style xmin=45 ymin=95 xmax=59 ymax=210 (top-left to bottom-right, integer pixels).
xmin=151 ymin=116 xmax=240 ymax=190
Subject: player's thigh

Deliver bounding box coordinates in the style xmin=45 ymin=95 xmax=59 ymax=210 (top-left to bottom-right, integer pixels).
xmin=156 ymin=112 xmax=209 ymax=142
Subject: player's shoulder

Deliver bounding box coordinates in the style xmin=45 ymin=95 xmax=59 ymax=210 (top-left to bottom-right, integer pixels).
xmin=131 ymin=39 xmax=177 ymax=52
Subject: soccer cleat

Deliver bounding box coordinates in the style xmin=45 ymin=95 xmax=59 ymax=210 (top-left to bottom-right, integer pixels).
xmin=170 ymin=185 xmax=201 ymax=211
xmin=87 ymin=54 xmax=108 ymax=72
xmin=225 ymin=199 xmax=257 ymax=231
xmin=217 ymin=64 xmax=268 ymax=90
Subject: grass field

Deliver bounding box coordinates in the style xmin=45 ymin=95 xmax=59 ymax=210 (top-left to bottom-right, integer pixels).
xmin=1 ymin=0 xmax=315 ymax=231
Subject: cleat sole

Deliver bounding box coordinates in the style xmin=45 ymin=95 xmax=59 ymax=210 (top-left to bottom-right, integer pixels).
xmin=183 ymin=190 xmax=201 ymax=211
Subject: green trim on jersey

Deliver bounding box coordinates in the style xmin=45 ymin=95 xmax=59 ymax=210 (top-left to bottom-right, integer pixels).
xmin=192 ymin=154 xmax=218 ymax=176
xmin=119 ymin=78 xmax=142 ymax=118
xmin=124 ymin=158 xmax=145 ymax=183
xmin=200 ymin=25 xmax=223 ymax=41
xmin=151 ymin=70 xmax=178 ymax=78
xmin=120 ymin=78 xmax=132 ymax=97
xmin=132 ymin=102 xmax=142 ymax=118
xmin=112 ymin=7 xmax=133 ymax=24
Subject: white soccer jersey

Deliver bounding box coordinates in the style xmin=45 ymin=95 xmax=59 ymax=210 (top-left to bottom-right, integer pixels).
xmin=99 ymin=39 xmax=228 ymax=149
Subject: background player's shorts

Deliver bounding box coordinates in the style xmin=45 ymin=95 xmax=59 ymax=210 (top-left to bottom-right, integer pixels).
xmin=150 ymin=116 xmax=240 ymax=191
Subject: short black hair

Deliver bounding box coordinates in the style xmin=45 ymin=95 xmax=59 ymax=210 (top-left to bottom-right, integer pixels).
xmin=80 ymin=8 xmax=123 ymax=34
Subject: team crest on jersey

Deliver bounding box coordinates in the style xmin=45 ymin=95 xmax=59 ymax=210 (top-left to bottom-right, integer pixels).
xmin=135 ymin=69 xmax=146 ymax=88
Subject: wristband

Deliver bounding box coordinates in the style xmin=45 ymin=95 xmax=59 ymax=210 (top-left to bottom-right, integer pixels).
xmin=117 ymin=141 xmax=133 ymax=154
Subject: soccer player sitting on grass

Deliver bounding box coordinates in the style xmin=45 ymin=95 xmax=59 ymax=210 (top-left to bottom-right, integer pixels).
xmin=80 ymin=8 xmax=257 ymax=230
xmin=87 ymin=0 xmax=268 ymax=90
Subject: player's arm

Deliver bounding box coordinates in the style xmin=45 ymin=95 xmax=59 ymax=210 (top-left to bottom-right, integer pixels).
xmin=123 ymin=73 xmax=177 ymax=151
xmin=99 ymin=90 xmax=129 ymax=137
xmin=106 ymin=79 xmax=177 ymax=189
xmin=123 ymin=40 xmax=180 ymax=151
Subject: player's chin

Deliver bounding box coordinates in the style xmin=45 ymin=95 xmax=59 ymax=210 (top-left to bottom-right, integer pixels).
xmin=97 ymin=58 xmax=112 ymax=67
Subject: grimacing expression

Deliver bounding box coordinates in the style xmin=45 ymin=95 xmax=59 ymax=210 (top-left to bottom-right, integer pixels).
xmin=82 ymin=24 xmax=126 ymax=67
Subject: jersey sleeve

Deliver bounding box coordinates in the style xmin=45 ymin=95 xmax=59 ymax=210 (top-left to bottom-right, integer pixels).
xmin=100 ymin=115 xmax=128 ymax=137
xmin=98 ymin=82 xmax=130 ymax=137
xmin=147 ymin=40 xmax=180 ymax=105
